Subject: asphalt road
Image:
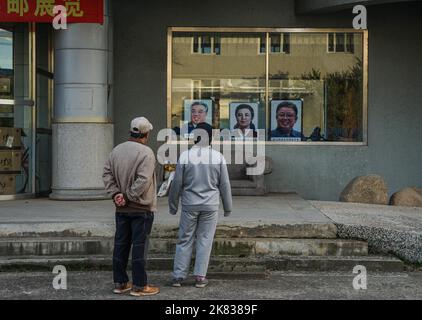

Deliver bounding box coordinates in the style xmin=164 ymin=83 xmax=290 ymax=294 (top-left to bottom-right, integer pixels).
xmin=1 ymin=271 xmax=421 ymax=300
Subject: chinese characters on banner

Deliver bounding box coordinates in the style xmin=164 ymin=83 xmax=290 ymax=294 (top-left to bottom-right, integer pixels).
xmin=0 ymin=0 xmax=103 ymax=23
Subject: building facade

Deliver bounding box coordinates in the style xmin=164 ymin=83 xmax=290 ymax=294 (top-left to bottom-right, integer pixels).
xmin=0 ymin=0 xmax=421 ymax=201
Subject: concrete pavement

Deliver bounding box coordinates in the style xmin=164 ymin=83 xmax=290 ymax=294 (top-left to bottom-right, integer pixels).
xmin=0 ymin=194 xmax=422 ymax=263
xmin=0 ymin=194 xmax=328 ymax=224
xmin=1 ymin=194 xmax=421 ymax=300
xmin=312 ymin=201 xmax=422 ymax=263
xmin=0 ymin=271 xmax=421 ymax=300
xmin=0 ymin=194 xmax=337 ymax=239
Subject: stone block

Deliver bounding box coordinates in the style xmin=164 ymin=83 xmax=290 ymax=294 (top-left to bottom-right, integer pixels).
xmin=340 ymin=174 xmax=388 ymax=205
xmin=390 ymin=187 xmax=422 ymax=207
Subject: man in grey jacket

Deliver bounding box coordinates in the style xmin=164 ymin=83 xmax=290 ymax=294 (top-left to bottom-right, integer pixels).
xmin=168 ymin=123 xmax=232 ymax=288
xmin=103 ymin=117 xmax=160 ymax=297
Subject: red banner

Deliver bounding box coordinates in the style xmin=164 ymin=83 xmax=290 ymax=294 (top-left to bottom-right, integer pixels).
xmin=0 ymin=0 xmax=104 ymax=24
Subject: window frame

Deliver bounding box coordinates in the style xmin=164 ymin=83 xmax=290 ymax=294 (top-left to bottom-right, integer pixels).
xmin=0 ymin=22 xmax=39 ymax=200
xmin=327 ymin=32 xmax=355 ymax=54
xmin=169 ymin=27 xmax=368 ymax=146
xmin=191 ymin=35 xmax=221 ymax=55
xmin=258 ymin=33 xmax=290 ymax=55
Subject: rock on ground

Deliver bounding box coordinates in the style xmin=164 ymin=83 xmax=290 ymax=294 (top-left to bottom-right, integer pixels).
xmin=340 ymin=175 xmax=389 ymax=205
xmin=390 ymin=188 xmax=422 ymax=207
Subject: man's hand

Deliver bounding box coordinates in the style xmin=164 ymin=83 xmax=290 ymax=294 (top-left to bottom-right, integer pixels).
xmin=114 ymin=193 xmax=126 ymax=207
xmin=224 ymin=211 xmax=231 ymax=217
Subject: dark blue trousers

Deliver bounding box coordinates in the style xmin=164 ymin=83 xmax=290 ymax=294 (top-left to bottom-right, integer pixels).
xmin=113 ymin=212 xmax=154 ymax=288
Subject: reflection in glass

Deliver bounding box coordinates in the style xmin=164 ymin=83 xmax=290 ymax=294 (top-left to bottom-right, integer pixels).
xmin=0 ymin=28 xmax=13 ymax=101
xmin=336 ymin=33 xmax=345 ymax=52
xmin=171 ymin=30 xmax=365 ymax=143
xmin=269 ymin=33 xmax=363 ymax=142
xmin=0 ymin=24 xmax=34 ymax=196
xmin=328 ymin=33 xmax=335 ymax=52
xmin=283 ymin=33 xmax=290 ymax=54
xmin=201 ymin=35 xmax=211 ymax=54
xmin=270 ymin=34 xmax=281 ymax=53
xmin=172 ymin=33 xmax=266 ymax=139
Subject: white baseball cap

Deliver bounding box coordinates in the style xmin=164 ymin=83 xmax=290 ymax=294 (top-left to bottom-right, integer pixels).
xmin=130 ymin=117 xmax=153 ymax=134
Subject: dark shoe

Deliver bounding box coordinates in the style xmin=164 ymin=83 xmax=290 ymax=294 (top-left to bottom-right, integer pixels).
xmin=130 ymin=285 xmax=160 ymax=296
xmin=172 ymin=278 xmax=184 ymax=287
xmin=113 ymin=282 xmax=132 ymax=294
xmin=195 ymin=276 xmax=209 ymax=288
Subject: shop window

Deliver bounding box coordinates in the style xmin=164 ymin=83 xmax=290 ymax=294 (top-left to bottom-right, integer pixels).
xmin=172 ymin=30 xmax=366 ymax=143
xmin=328 ymin=33 xmax=355 ymax=53
xmin=1 ymin=23 xmax=37 ymax=197
xmin=0 ymin=28 xmax=13 ymax=103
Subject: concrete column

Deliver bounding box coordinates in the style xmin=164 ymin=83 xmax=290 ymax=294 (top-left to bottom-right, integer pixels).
xmin=50 ymin=0 xmax=113 ymax=200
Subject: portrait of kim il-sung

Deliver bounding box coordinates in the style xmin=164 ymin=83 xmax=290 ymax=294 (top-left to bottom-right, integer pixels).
xmin=180 ymin=100 xmax=213 ymax=139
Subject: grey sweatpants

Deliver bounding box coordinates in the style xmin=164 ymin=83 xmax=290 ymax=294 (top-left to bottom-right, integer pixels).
xmin=172 ymin=210 xmax=219 ymax=279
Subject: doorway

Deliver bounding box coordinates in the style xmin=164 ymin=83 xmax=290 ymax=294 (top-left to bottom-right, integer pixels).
xmin=0 ymin=23 xmax=53 ymax=200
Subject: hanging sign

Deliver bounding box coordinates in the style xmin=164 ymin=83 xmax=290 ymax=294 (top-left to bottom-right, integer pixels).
xmin=0 ymin=0 xmax=104 ymax=24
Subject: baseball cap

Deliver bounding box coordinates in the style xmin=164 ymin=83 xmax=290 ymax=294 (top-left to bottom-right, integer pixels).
xmin=130 ymin=117 xmax=153 ymax=134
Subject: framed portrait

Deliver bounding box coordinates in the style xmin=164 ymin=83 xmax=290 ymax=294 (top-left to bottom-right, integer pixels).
xmin=181 ymin=99 xmax=213 ymax=139
xmin=183 ymin=99 xmax=213 ymax=126
xmin=229 ymin=102 xmax=259 ymax=131
xmin=270 ymin=99 xmax=303 ymax=141
xmin=229 ymin=102 xmax=259 ymax=140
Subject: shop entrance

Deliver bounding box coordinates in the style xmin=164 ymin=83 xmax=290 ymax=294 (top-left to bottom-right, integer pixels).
xmin=0 ymin=23 xmax=53 ymax=199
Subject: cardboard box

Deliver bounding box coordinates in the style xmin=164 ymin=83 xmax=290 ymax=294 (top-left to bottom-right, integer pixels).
xmin=0 ymin=128 xmax=22 ymax=148
xmin=0 ymin=174 xmax=16 ymax=195
xmin=0 ymin=151 xmax=22 ymax=172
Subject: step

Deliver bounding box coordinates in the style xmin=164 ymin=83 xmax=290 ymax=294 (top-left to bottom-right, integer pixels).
xmin=0 ymin=254 xmax=404 ymax=273
xmin=203 ymin=223 xmax=337 ymax=239
xmin=0 ymin=221 xmax=338 ymax=239
xmin=0 ymin=237 xmax=368 ymax=257
xmin=152 ymin=238 xmax=368 ymax=257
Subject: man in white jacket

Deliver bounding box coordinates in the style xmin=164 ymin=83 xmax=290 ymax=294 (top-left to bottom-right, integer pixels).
xmin=168 ymin=123 xmax=232 ymax=288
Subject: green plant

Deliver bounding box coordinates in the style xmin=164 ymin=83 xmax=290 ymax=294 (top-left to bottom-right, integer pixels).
xmin=325 ymin=58 xmax=363 ymax=141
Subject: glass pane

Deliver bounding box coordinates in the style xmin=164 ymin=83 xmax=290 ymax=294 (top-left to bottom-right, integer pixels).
xmin=0 ymin=28 xmax=13 ymax=100
xmin=213 ymin=36 xmax=221 ymax=55
xmin=270 ymin=34 xmax=281 ymax=53
xmin=36 ymin=24 xmax=51 ymax=130
xmin=13 ymin=24 xmax=30 ymax=101
xmin=346 ymin=33 xmax=355 ymax=53
xmin=193 ymin=35 xmax=199 ymax=53
xmin=269 ymin=32 xmax=364 ymax=142
xmin=36 ymin=23 xmax=52 ymax=195
xmin=259 ymin=35 xmax=266 ymax=54
xmin=336 ymin=33 xmax=345 ymax=52
xmin=1 ymin=102 xmax=33 ymax=195
xmin=0 ymin=23 xmax=33 ymax=196
xmin=201 ymin=35 xmax=211 ymax=54
xmin=172 ymin=32 xmax=266 ymax=140
xmin=328 ymin=33 xmax=334 ymax=52
xmin=283 ymin=33 xmax=290 ymax=54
